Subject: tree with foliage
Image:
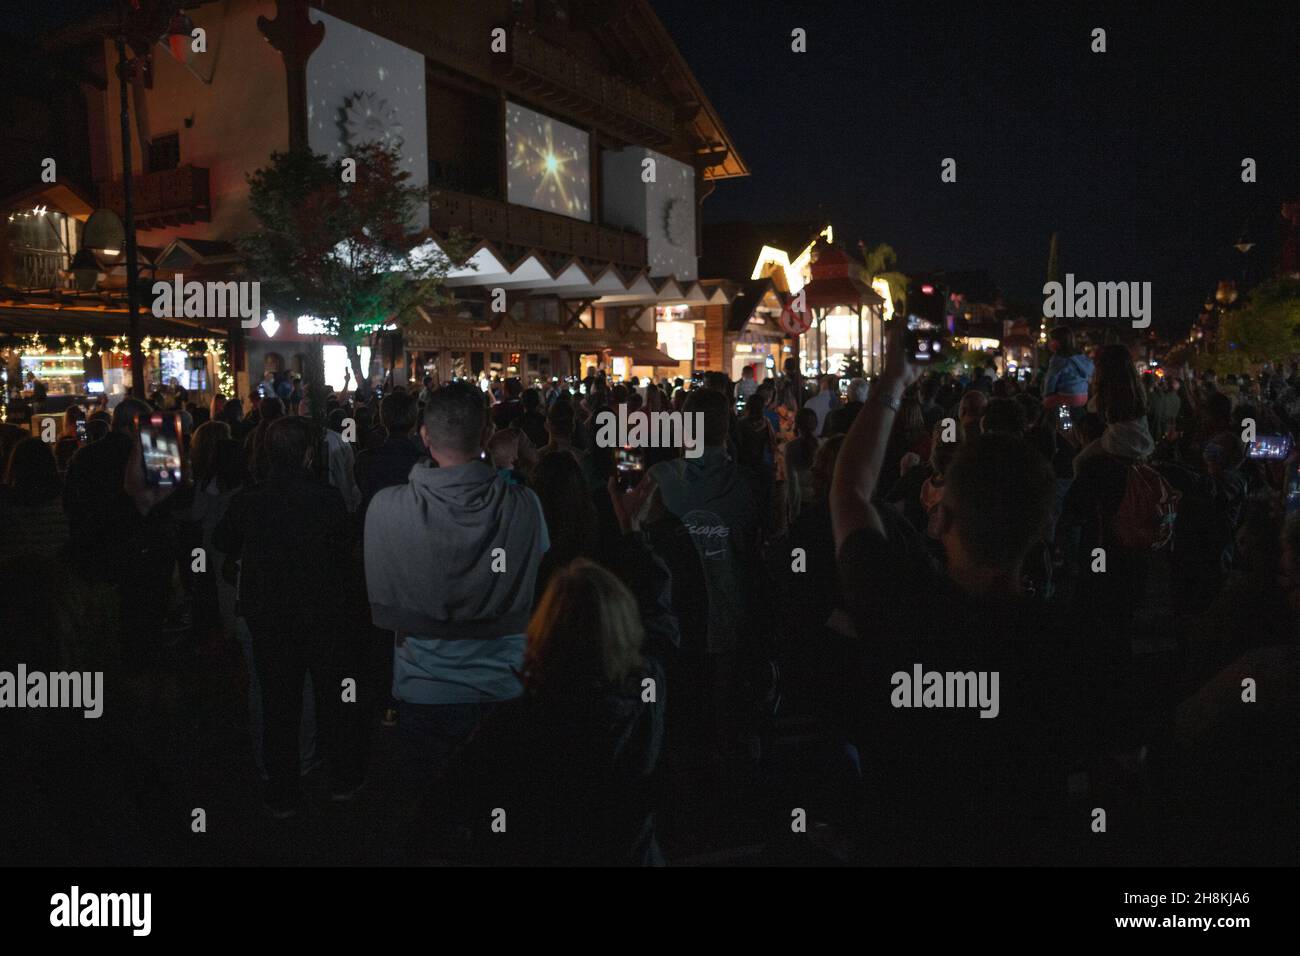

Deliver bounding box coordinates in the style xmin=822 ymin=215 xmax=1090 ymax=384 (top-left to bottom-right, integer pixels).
xmin=240 ymin=142 xmax=468 ymax=399
xmin=1196 ymin=277 xmax=1300 ymax=375
xmin=838 ymin=353 xmax=865 ymax=380
xmin=857 ymin=242 xmax=908 ymax=317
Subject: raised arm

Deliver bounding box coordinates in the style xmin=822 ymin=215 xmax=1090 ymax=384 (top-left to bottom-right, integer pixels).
xmin=830 ymin=322 xmax=922 ymax=553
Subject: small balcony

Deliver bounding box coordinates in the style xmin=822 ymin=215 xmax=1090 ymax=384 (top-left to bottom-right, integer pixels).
xmin=10 ymin=249 xmax=70 ymax=290
xmin=96 ymin=165 xmax=211 ymax=230
xmin=431 ymin=190 xmax=648 ymax=270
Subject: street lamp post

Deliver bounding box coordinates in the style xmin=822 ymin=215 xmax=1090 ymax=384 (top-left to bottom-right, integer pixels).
xmin=110 ymin=1 xmax=194 ymax=398
xmin=114 ymin=27 xmax=146 ymax=398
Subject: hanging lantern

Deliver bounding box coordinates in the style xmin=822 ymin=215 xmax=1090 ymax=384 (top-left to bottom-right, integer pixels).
xmin=1214 ymin=280 xmax=1238 ymax=306
xmin=166 ymin=12 xmax=195 ymax=64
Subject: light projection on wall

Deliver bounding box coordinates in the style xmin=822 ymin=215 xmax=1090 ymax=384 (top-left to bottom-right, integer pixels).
xmin=340 ymin=90 xmax=404 ymax=153
xmin=506 ymin=102 xmax=591 ymax=221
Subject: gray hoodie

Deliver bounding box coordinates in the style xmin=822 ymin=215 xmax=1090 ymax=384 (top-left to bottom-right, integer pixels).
xmin=1075 ymin=417 xmax=1156 ymax=476
xmin=365 ymin=459 xmax=549 ymax=703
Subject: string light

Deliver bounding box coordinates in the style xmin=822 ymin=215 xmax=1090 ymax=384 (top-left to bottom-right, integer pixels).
xmin=13 ymin=334 xmax=234 ymax=396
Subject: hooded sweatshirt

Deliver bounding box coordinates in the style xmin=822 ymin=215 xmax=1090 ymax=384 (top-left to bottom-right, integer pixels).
xmin=1099 ymin=417 xmax=1156 ymax=460
xmin=1074 ymin=416 xmax=1156 ymax=476
xmin=365 ymin=458 xmax=549 ymax=704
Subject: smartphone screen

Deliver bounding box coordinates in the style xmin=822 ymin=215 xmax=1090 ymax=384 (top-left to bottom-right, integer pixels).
xmin=1247 ymin=435 xmax=1292 ymax=460
xmin=1057 ymin=404 xmax=1073 ymax=431
xmin=1287 ymin=461 xmax=1300 ymax=514
xmin=616 ymin=447 xmax=644 ymax=488
xmin=905 ymin=315 xmax=946 ymax=363
xmin=76 ymin=421 xmax=88 ymax=443
xmin=138 ymin=412 xmax=183 ymax=487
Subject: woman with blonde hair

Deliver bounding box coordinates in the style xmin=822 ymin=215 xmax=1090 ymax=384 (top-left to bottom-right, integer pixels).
xmin=523 ymin=559 xmax=648 ymax=698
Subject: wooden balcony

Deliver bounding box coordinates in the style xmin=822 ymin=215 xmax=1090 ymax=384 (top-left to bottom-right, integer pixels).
xmin=431 ymin=190 xmax=647 ymax=270
xmin=96 ymin=165 xmax=211 ymax=230
xmin=498 ymin=23 xmax=676 ymax=146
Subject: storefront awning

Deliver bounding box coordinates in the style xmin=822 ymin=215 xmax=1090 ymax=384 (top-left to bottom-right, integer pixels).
xmin=1 ymin=181 xmax=96 ymax=220
xmin=625 ymin=346 xmax=679 ymax=366
xmin=0 ymin=298 xmax=230 ymax=338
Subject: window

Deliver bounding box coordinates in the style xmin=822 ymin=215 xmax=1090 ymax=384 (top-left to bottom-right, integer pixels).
xmin=148 ymin=133 xmax=180 ymax=173
xmin=427 ymin=78 xmax=500 ymax=198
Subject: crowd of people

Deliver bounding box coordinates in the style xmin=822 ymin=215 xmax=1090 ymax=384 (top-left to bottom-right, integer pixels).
xmin=2 ymin=324 xmax=1297 ymax=865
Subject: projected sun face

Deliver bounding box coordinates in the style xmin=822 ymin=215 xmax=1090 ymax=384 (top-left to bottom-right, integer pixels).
xmin=506 ymin=102 xmax=591 ymax=220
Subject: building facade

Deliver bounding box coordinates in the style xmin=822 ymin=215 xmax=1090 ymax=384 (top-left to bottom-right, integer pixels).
xmin=2 ymin=0 xmax=748 ymax=404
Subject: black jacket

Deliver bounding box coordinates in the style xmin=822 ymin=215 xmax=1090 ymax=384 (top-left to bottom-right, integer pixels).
xmin=212 ymin=466 xmax=351 ymax=625
xmin=63 ymin=432 xmax=142 ymax=579
xmin=445 ymin=659 xmax=666 ymax=866
xmin=354 ymin=434 xmax=427 ymax=514
xmin=434 ymin=531 xmax=675 ymax=865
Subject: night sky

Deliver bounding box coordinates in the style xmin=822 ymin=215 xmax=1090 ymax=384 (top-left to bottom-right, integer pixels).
xmin=653 ymin=0 xmax=1299 ymax=332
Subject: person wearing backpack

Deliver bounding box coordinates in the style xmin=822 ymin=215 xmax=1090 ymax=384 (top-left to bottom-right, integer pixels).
xmin=1059 ymin=344 xmax=1175 ymax=638
xmin=1042 ymin=327 xmax=1094 ymax=425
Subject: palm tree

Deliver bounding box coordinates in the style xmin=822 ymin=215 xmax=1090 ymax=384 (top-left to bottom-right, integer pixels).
xmin=858 ymin=242 xmax=908 ymax=316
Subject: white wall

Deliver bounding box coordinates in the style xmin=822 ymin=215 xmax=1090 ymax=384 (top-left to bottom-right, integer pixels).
xmin=306 ymin=10 xmax=429 ymax=229
xmin=601 ymin=147 xmax=696 ymax=280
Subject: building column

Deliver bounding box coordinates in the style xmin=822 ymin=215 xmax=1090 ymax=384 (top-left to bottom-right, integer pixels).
xmin=257 ymin=0 xmax=324 ymax=153
xmin=253 ymin=2 xmax=322 ymax=401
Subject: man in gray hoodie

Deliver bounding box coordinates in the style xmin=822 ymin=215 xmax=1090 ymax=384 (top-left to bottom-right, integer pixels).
xmin=365 ymin=382 xmax=549 ymax=771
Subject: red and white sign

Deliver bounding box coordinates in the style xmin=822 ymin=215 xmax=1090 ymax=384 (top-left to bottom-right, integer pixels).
xmin=778 ymin=291 xmax=812 ymax=337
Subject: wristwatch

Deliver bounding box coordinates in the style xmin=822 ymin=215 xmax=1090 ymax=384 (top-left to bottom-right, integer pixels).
xmin=875 ymin=392 xmax=902 ymax=412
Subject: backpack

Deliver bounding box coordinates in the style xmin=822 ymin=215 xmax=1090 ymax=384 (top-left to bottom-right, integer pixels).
xmin=1107 ymin=463 xmax=1180 ymax=551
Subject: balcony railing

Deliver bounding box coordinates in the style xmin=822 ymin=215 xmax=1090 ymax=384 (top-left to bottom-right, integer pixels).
xmin=12 ymin=249 xmax=70 ymax=289
xmin=96 ymin=165 xmax=211 ymax=230
xmin=500 ymin=24 xmax=676 ymax=144
xmin=431 ymin=190 xmax=648 ymax=270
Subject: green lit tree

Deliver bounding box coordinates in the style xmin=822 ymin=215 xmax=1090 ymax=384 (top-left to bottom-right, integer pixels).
xmin=1206 ymin=277 xmax=1300 ymax=375
xmin=240 ymin=142 xmax=468 ymax=399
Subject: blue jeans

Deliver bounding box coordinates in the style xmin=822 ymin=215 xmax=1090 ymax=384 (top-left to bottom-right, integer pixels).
xmin=396 ymin=701 xmax=498 ymax=773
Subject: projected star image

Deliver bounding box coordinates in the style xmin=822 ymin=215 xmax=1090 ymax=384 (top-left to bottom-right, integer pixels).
xmin=506 ymin=102 xmax=591 ymax=221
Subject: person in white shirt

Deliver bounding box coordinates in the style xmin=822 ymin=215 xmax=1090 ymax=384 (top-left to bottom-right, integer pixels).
xmin=803 ymin=374 xmax=839 ymax=435
xmin=297 ymin=398 xmax=362 ymax=512
xmin=325 ymin=428 xmax=361 ymax=513
xmin=737 ymin=365 xmax=759 ymax=402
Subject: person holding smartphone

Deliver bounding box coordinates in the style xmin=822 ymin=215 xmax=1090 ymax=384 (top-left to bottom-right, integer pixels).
xmin=55 ymin=406 xmax=86 ymax=474
xmin=1041 ymin=327 xmax=1093 ymax=424
xmin=61 ymin=397 xmax=176 ymax=667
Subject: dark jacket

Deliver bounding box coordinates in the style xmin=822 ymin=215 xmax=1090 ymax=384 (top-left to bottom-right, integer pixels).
xmin=354 ymin=433 xmax=427 ymax=513
xmin=446 ymin=659 xmax=665 ymax=865
xmin=517 ymin=410 xmax=548 ymax=451
xmin=437 ymin=531 xmax=675 ymax=865
xmin=492 ymin=400 xmax=524 ymax=430
xmin=824 ymin=400 xmax=864 ymax=438
xmin=63 ymin=432 xmax=141 ymax=579
xmin=212 ymin=466 xmax=351 ymax=625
